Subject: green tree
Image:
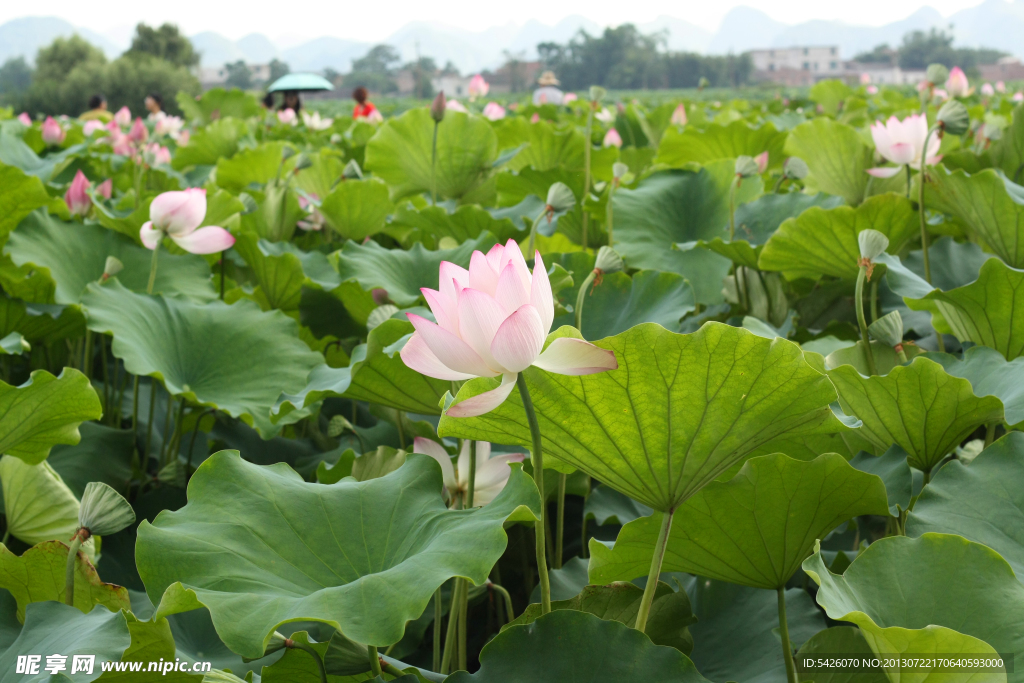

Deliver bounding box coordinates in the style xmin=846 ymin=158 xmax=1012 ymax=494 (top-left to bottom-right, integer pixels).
xmin=34 ymin=35 xmax=106 ymax=83
xmin=897 ymin=28 xmax=1005 ymax=71
xmin=0 ymin=57 xmax=32 ymax=106
xmin=102 ymin=54 xmax=200 ymax=115
xmin=404 ymin=56 xmax=436 ymax=99
xmin=269 ymin=59 xmax=290 ymax=82
xmin=224 ymin=61 xmax=253 ymax=90
xmin=128 ymin=23 xmax=199 ymax=68
xmin=348 ymin=44 xmax=400 ymax=93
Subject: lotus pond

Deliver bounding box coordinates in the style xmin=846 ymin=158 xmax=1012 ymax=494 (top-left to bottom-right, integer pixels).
xmin=0 ymin=75 xmax=1022 ymax=682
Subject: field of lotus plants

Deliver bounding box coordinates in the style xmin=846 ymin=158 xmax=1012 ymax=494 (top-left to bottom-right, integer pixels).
xmin=0 ymin=64 xmax=1022 ymax=682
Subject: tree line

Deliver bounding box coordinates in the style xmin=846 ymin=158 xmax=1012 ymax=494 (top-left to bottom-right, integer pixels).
xmin=853 ymin=28 xmax=1006 ymax=74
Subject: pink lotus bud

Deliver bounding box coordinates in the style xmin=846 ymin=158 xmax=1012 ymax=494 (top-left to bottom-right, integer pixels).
xmin=154 ymin=115 xmax=184 ymax=138
xmin=277 ymin=108 xmax=297 ymax=125
xmin=754 ymin=151 xmax=769 ymax=174
xmin=114 ymin=106 xmax=132 ymax=127
xmin=64 ymin=170 xmax=92 ymax=216
xmin=149 ymin=144 xmax=172 ymax=166
xmin=916 ymin=80 xmax=929 ymax=93
xmin=530 ymin=113 xmax=540 ymax=123
xmin=83 ymin=120 xmax=105 ymax=136
xmin=128 ymin=118 xmax=148 ymax=143
xmin=17 ymin=112 xmax=31 ymax=126
xmin=563 ymin=93 xmax=578 ymax=103
xmin=177 ymin=129 xmax=191 ymax=146
xmin=860 ymin=72 xmax=872 ymax=85
xmin=867 ymin=85 xmax=879 ymax=95
xmin=671 ymin=103 xmax=687 ymax=126
xmin=371 ymin=288 xmax=390 ymax=306
xmin=430 ymin=92 xmax=446 ymax=122
xmin=140 ymin=188 xmax=235 ymax=255
xmin=482 ymin=102 xmax=506 ymax=121
xmin=112 ymin=134 xmax=133 ymax=157
xmin=946 ymin=67 xmax=970 ymax=98
xmin=365 ymin=109 xmax=384 ymax=123
xmin=996 ymin=81 xmax=1006 ymax=93
xmin=446 ymin=99 xmax=467 ymax=113
xmin=468 ymin=74 xmax=489 ymax=99
xmin=603 ymin=128 xmax=623 ymax=148
xmin=981 ymin=83 xmax=994 ymax=97
xmin=96 ymin=179 xmax=113 ymax=200
xmin=41 ymin=117 xmax=65 ymax=146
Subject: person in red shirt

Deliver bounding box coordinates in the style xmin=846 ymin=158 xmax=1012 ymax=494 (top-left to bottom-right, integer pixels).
xmin=352 ymin=87 xmax=378 ymax=119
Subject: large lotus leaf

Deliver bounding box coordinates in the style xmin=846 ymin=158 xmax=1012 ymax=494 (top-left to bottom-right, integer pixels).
xmin=926 ymin=346 xmax=1024 ymax=426
xmin=784 ymin=118 xmax=872 ymax=205
xmin=385 ymin=203 xmax=522 ymax=248
xmin=0 ymin=165 xmax=49 ymax=248
xmin=214 ymin=142 xmax=289 ymax=193
xmin=364 ymin=108 xmax=498 ymax=201
xmin=695 ymin=192 xmax=845 ymax=269
xmin=135 ymin=452 xmax=541 ymax=657
xmin=803 ymin=534 xmax=1019 ymax=681
xmin=927 ymin=165 xmax=1024 ymax=268
xmin=611 ymin=163 xmax=761 ymax=304
xmin=91 ymin=196 xmax=154 ymax=245
xmin=0 ymin=130 xmax=87 ymax=183
xmin=177 ymin=89 xmax=262 ymax=124
xmin=758 ymin=194 xmax=918 ymax=281
xmin=446 ymin=610 xmax=708 ymax=683
xmin=7 ymin=211 xmax=216 ymax=304
xmin=0 ymin=457 xmax=89 ymax=552
xmin=908 ymin=432 xmax=1024 ymax=582
xmin=849 ymin=445 xmax=913 ymax=516
xmin=330 ymin=233 xmax=495 ymax=307
xmin=687 ymin=580 xmax=825 ymax=683
xmin=0 ymin=602 xmax=131 ymax=683
xmin=439 ymin=323 xmax=842 ymax=511
xmin=0 ymin=540 xmax=129 ymax=621
xmin=990 ymin=103 xmax=1024 ymax=178
xmin=584 ymin=484 xmax=652 ymax=526
xmin=496 ymin=117 xmax=586 ymax=172
xmin=318 ymin=178 xmax=394 ymax=241
xmin=232 ymin=232 xmax=341 ymax=312
xmin=0 ymin=368 xmax=100 ymax=465
xmin=795 ymin=627 xmax=888 ymax=683
xmin=0 ymin=296 xmax=83 ymax=344
xmin=81 ymin=282 xmax=322 ymax=435
xmin=171 ymin=118 xmax=247 ymax=170
xmin=655 ymin=120 xmax=787 ymax=168
xmin=827 ymin=357 xmax=1003 ymax=472
xmin=101 ymin=612 xmax=204 ymax=683
xmin=588 ymin=453 xmax=888 ymax=589
xmin=905 ymin=258 xmax=1024 ymax=361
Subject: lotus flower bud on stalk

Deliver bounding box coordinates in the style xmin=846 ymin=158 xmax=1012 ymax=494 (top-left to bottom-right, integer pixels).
xmin=981 ymin=83 xmax=995 ymax=97
xmin=65 ymin=170 xmax=92 ymax=216
xmin=603 ymin=128 xmax=622 ymax=148
xmin=867 ymin=85 xmax=879 ymax=95
xmin=41 ymin=117 xmax=65 ymax=145
xmin=128 ymin=118 xmax=148 ymax=143
xmin=96 ymin=179 xmax=113 ymax=200
xmin=114 ymin=106 xmax=132 ymax=127
xmin=996 ymin=81 xmax=1006 ymax=93
xmin=869 ymin=310 xmax=908 ymax=363
xmin=430 ymin=91 xmax=446 ymax=122
xmin=83 ymin=120 xmax=105 ymax=136
xmin=482 ymin=102 xmax=506 ymax=120
xmin=576 ymin=246 xmax=624 ymax=332
xmin=855 ymin=229 xmax=890 ymax=375
xmin=468 ymin=74 xmax=489 ymax=100
xmin=946 ymin=67 xmax=970 ymax=97
xmin=563 ymin=92 xmax=578 ymax=103
xmin=17 ymin=112 xmax=31 ymax=126
xmin=277 ymin=108 xmax=297 ymax=126
xmin=671 ymin=103 xmax=687 ymax=126
xmin=101 ymin=256 xmax=124 ymax=281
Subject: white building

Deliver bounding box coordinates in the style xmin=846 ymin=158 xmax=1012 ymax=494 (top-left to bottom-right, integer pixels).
xmin=430 ymin=74 xmax=473 ymax=98
xmin=750 ymin=46 xmax=844 ymax=77
xmin=199 ymin=64 xmax=272 ymax=89
xmin=854 ymin=65 xmax=927 ymax=86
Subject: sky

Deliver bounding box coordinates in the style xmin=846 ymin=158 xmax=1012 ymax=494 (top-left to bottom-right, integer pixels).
xmin=0 ymin=0 xmax=994 ymax=43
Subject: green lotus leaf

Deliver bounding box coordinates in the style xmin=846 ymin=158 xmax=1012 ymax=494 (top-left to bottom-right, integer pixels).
xmin=588 ymin=453 xmax=888 ymax=589
xmin=827 ymin=356 xmax=1004 ymax=471
xmin=687 ymin=580 xmax=825 ymax=683
xmin=365 ymin=108 xmax=498 ymax=202
xmin=81 ymin=281 xmax=321 ymax=436
xmin=583 ymin=485 xmax=652 ymax=526
xmin=447 ymin=610 xmax=708 ymax=683
xmin=135 ymin=452 xmax=541 ymax=657
xmin=0 ymin=165 xmax=49 ymax=248
xmin=232 ymin=232 xmax=341 ymax=312
xmin=171 ymin=118 xmax=247 ymax=170
xmin=177 ymin=89 xmax=262 ymax=124
xmin=655 ymin=120 xmax=786 ymax=168
xmin=318 ymin=178 xmax=394 ymax=241
xmin=784 ymin=118 xmax=873 ymax=205
xmin=694 ymin=192 xmax=844 ymax=268
xmin=927 ymin=165 xmax=1024 ymax=268
xmin=92 ymin=196 xmax=153 ymax=245
xmin=102 ymin=612 xmax=204 ymax=682
xmin=908 ymin=432 xmax=1024 ymax=582
xmin=824 ymin=339 xmax=924 ymax=376
xmin=989 ymin=103 xmax=1024 ymax=178
xmin=905 ymin=258 xmax=1024 ymax=361
xmin=803 ymin=534 xmax=1018 ymax=680
xmin=507 ymin=581 xmax=696 ymax=654
xmin=48 ymin=423 xmax=134 ymax=498
xmin=557 ymin=270 xmax=695 ymax=340
xmin=925 ymin=346 xmax=1024 ymax=426
xmin=215 ymin=142 xmax=290 ymax=193
xmin=0 ymin=602 xmax=131 ymax=683
xmin=440 ymin=323 xmax=842 ymax=512
xmin=0 ymin=130 xmax=87 ymax=183
xmin=758 ymin=194 xmax=917 ymax=281
xmin=385 ymin=203 xmax=522 ymax=249
xmin=330 ymin=233 xmax=495 ymax=307
xmin=0 ymin=296 xmax=83 ymax=344
xmin=612 ymin=164 xmax=761 ymax=304
xmin=0 ymin=456 xmax=90 ymax=552
xmin=795 ymin=627 xmax=892 ymax=683
xmin=240 ymin=185 xmax=303 ymax=243
xmin=496 ymin=117 xmax=587 ymax=173
xmin=7 ymin=211 xmax=216 ymax=304
xmin=849 ymin=445 xmax=912 ymax=516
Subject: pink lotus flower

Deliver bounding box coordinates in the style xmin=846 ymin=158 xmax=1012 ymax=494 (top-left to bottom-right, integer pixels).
xmin=482 ymin=102 xmax=506 ymax=121
xmin=128 ymin=118 xmax=148 ymax=143
xmin=112 ymin=134 xmax=133 ymax=157
xmin=277 ymin=108 xmax=297 ymax=125
xmin=146 ymin=143 xmax=172 ymax=166
xmin=860 ymin=72 xmax=872 ymax=85
xmin=446 ymin=99 xmax=468 ymax=113
xmin=867 ymin=85 xmax=879 ymax=95
xmin=996 ymin=81 xmax=1006 ymax=93
xmin=41 ymin=117 xmax=65 ymax=146
xmin=154 ymin=115 xmax=184 ymax=138
xmin=17 ymin=113 xmax=31 ymax=126
xmin=1015 ymin=92 xmax=1024 ymax=103
xmin=594 ymin=107 xmax=614 ymax=124
xmin=530 ymin=113 xmax=540 ymax=123
xmin=106 ymin=119 xmax=120 ymax=133
xmin=400 ymin=239 xmax=618 ymax=418
xmin=114 ymin=106 xmax=132 ymax=127
xmin=297 ymin=194 xmax=325 ymax=231
xmin=981 ymin=82 xmax=995 ymax=97
xmin=671 ymin=103 xmax=687 ymax=126
xmin=96 ymin=179 xmax=113 ymax=200
xmin=413 ymin=437 xmax=525 ymax=506
xmin=64 ymin=170 xmax=92 ymax=216
xmin=947 ymin=67 xmax=970 ymax=98
xmin=754 ymin=151 xmax=769 ymax=174
xmin=563 ymin=93 xmax=578 ymax=103
xmin=468 ymin=74 xmax=489 ymax=99
xmin=933 ymin=88 xmax=949 ymax=100
xmin=83 ymin=120 xmax=105 ymax=136
xmin=866 ymin=114 xmax=941 ymax=178
xmin=140 ymin=189 xmax=235 ymax=255
xmin=364 ymin=109 xmax=384 ymax=123
xmin=603 ymin=128 xmax=623 ymax=148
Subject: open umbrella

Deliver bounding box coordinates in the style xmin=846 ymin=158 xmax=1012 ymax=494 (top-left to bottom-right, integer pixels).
xmin=267 ymin=73 xmax=335 ymax=93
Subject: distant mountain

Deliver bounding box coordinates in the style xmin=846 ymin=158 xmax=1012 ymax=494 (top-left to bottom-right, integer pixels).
xmin=638 ymin=16 xmax=714 ymax=53
xmin=281 ymin=37 xmax=370 ymax=73
xmin=236 ymin=34 xmax=279 ymax=64
xmin=706 ymin=7 xmax=787 ymax=54
xmin=771 ymin=7 xmax=946 ymax=56
xmin=190 ymin=32 xmax=247 ymax=68
xmin=0 ymin=16 xmax=121 ymax=64
xmin=949 ymin=0 xmax=1024 ymax=56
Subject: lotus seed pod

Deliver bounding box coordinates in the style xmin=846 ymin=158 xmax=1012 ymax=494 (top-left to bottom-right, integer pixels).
xmin=868 ymin=310 xmax=905 ymax=348
xmin=78 ymin=481 xmax=135 ymax=536
xmin=103 ymin=256 xmax=124 ymax=279
xmin=546 ymin=182 xmax=576 ymax=212
xmin=343 ymin=159 xmax=363 ymax=179
xmin=589 ymin=86 xmax=607 ymax=103
xmin=594 ymin=246 xmax=624 ymax=274
xmin=783 ymin=157 xmax=809 ymax=180
xmin=926 ymin=63 xmax=949 ymax=86
xmin=734 ymin=155 xmax=760 ymax=178
xmin=612 ymin=162 xmax=629 ymax=180
xmin=858 ymin=229 xmax=889 ymax=260
xmin=937 ymin=100 xmax=970 ymax=136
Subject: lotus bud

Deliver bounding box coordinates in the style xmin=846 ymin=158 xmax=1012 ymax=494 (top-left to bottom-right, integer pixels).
xmin=783 ymin=157 xmax=809 ymax=180
xmin=545 ymin=182 xmax=575 ymax=213
xmin=114 ymin=106 xmax=132 ymax=127
xmin=430 ymin=91 xmax=446 ymax=122
xmin=858 ymin=229 xmax=889 ymax=261
xmin=343 ymin=159 xmax=363 ymax=180
xmin=102 ymin=256 xmax=124 ymax=281
xmin=936 ymin=99 xmax=970 ymax=136
xmin=594 ymin=246 xmax=624 ymax=274
xmin=96 ymin=179 xmax=113 ymax=200
xmin=371 ymin=288 xmax=390 ymax=306
xmin=946 ymin=66 xmax=969 ymax=98
xmin=868 ymin=310 xmax=904 ymax=348
xmin=589 ymin=85 xmax=606 ymax=103
xmin=926 ymin=63 xmax=949 ymax=87
xmin=64 ymin=170 xmax=92 ymax=216
xmin=128 ymin=118 xmax=148 ymax=143
xmin=41 ymin=116 xmax=65 ymax=145
xmin=602 ymin=128 xmax=623 ymax=148
xmin=78 ymin=482 xmax=135 ymax=537
xmin=734 ymin=155 xmax=760 ymax=178
xmin=17 ymin=112 xmax=31 ymax=126
xmin=753 ymin=151 xmax=769 ymax=174
xmin=670 ymin=103 xmax=687 ymax=126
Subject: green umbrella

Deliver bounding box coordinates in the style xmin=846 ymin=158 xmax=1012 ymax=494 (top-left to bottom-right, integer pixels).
xmin=267 ymin=73 xmax=335 ymax=92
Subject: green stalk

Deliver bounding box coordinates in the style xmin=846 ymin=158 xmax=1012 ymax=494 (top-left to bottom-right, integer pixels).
xmin=918 ymin=130 xmax=936 ymax=284
xmin=773 ymin=175 xmax=786 ymax=193
xmin=396 ymin=409 xmax=406 ymax=450
xmin=466 ymin=440 xmax=477 ymax=507
xmin=431 ymin=122 xmax=439 ymax=206
xmin=905 ymin=163 xmax=912 ymax=199
xmin=131 ymin=376 xmax=140 ymax=433
xmin=870 ymin=280 xmax=879 ymax=323
xmin=288 ymin=641 xmax=327 ymax=683
xmin=490 ymin=582 xmax=515 ymax=622
xmin=526 ymin=209 xmax=546 ymax=256
xmin=381 ymin=661 xmax=408 ymax=678
xmin=159 ymin=390 xmax=175 ymax=466
xmin=855 ymin=265 xmax=878 ymax=376
xmin=896 ymin=346 xmax=909 ymax=364
xmin=457 ymin=580 xmax=468 ymax=671
xmin=144 ymin=380 xmax=158 ymax=463
xmin=146 ymin=242 xmax=160 ymax=295
xmin=64 ymin=530 xmax=86 ymax=607
xmin=777 ymin=587 xmax=799 ymax=683
xmin=985 ymin=423 xmax=997 ymax=448
xmin=580 ymin=477 xmax=590 ymax=559
xmin=574 ymin=270 xmax=598 ymax=333
xmin=554 ymin=473 xmax=566 ymax=569
xmin=82 ymin=332 xmax=93 ymax=381
xmin=728 ymin=177 xmax=738 ymax=241
xmin=440 ymin=579 xmax=462 ymax=674
xmin=606 ymin=187 xmax=615 ymax=247
xmin=635 ymin=509 xmax=674 ymax=632
xmin=581 ymin=104 xmax=594 ymax=250
xmin=516 ymin=373 xmax=551 ymax=614
xmin=433 ymin=588 xmax=442 ymax=671
xmin=100 ymin=335 xmax=110 ymax=419
xmin=368 ymin=645 xmax=382 ymax=678
xmin=164 ymin=398 xmax=185 ymax=466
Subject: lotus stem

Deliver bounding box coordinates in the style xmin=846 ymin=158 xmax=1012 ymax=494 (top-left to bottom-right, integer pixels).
xmin=515 ymin=373 xmax=551 ymax=614
xmin=287 ymin=640 xmax=327 ymax=683
xmin=777 ymin=587 xmax=799 ymax=683
xmin=606 ymin=188 xmax=615 ymax=247
xmin=381 ymin=661 xmax=407 ymax=678
xmin=581 ymin=104 xmax=594 ymax=250
xmin=64 ymin=529 xmax=86 ymax=607
xmin=144 ymin=380 xmax=158 ymax=463
xmin=985 ymin=423 xmax=997 ymax=449
xmin=575 ymin=269 xmax=598 ymax=334
xmin=635 ymin=508 xmax=674 ymax=632
xmin=490 ymin=582 xmax=515 ymax=622
xmin=219 ymin=256 xmax=226 ymax=300
xmin=368 ymin=645 xmax=382 ymax=678
xmin=773 ymin=175 xmax=786 ymax=193
xmin=870 ymin=280 xmax=879 ymax=323
xmin=728 ymin=177 xmax=738 ymax=241
xmin=457 ymin=580 xmax=468 ymax=671
xmin=433 ymin=588 xmax=442 ymax=671
xmin=431 ymin=122 xmax=439 ymax=206
xmin=131 ymin=375 xmax=140 ymax=434
xmin=554 ymin=473 xmax=566 ymax=569
xmin=527 ymin=209 xmax=546 ymax=256
xmin=396 ymin=410 xmax=406 ymax=451
xmin=896 ymin=345 xmax=909 ymax=364
xmin=440 ymin=579 xmax=462 ymax=674
xmin=160 ymin=390 xmax=175 ymax=466
xmin=918 ymin=129 xmax=936 ymax=284
xmin=855 ymin=265 xmax=878 ymax=376
xmin=146 ymin=242 xmax=160 ymax=295
xmin=82 ymin=332 xmax=93 ymax=381
xmin=905 ymin=163 xmax=912 ymax=199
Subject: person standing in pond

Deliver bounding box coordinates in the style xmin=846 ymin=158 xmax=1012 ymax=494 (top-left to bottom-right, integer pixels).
xmin=279 ymin=90 xmax=302 ymax=113
xmin=80 ymin=94 xmax=113 ymax=122
xmin=352 ymin=87 xmax=378 ymax=120
xmin=145 ymin=93 xmax=164 ymax=120
xmin=533 ymin=71 xmax=565 ymax=105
